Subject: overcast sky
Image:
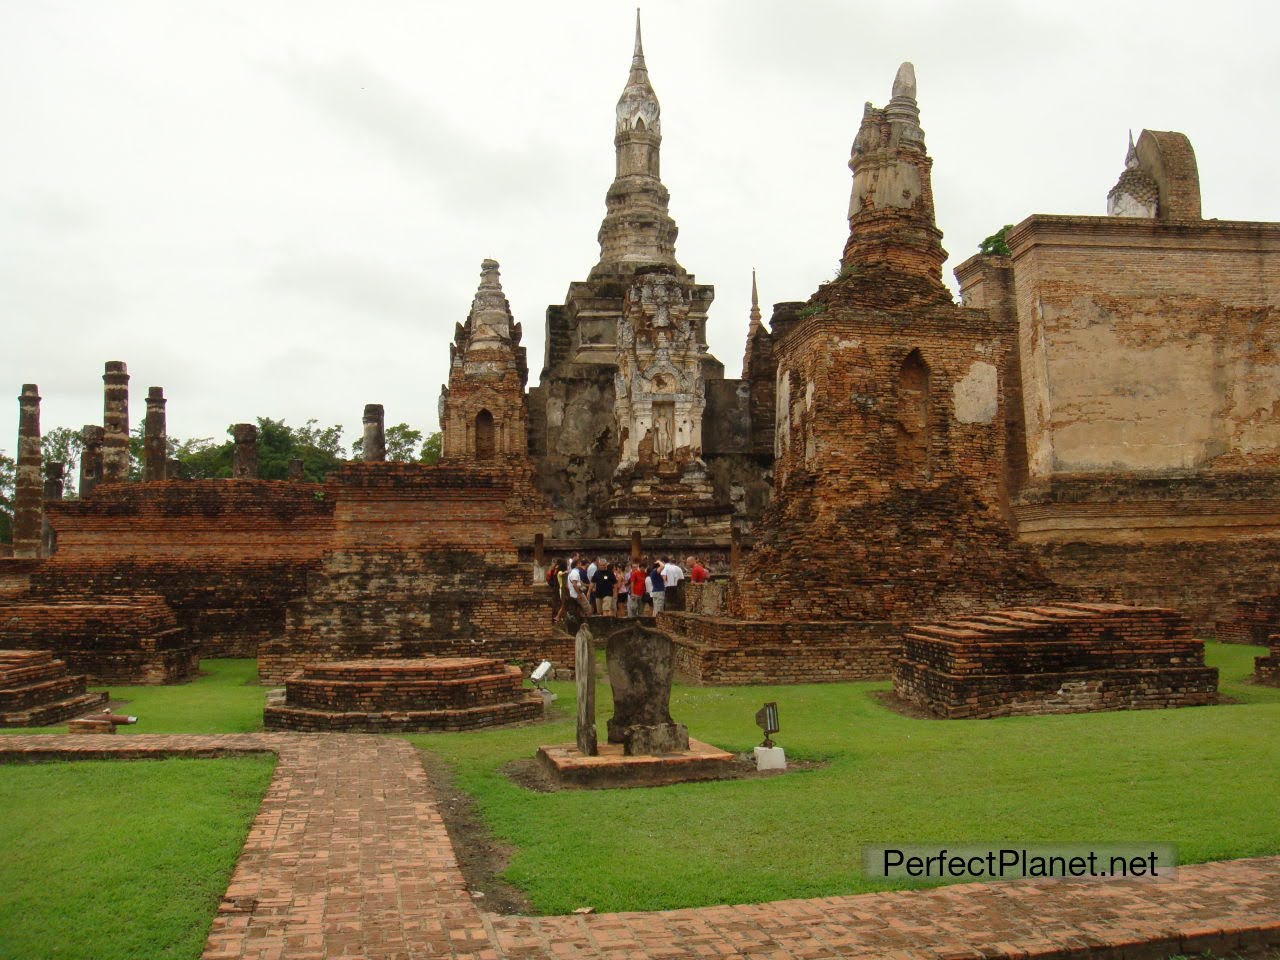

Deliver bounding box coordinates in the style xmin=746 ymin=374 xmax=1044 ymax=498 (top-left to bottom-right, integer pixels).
xmin=3 ymin=0 xmax=1277 ymax=456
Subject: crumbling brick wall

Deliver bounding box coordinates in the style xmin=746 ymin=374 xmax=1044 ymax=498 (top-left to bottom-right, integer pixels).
xmin=37 ymin=480 xmax=335 ymax=657
xmin=728 ymin=276 xmax=1059 ymax=625
xmin=258 ymin=463 xmax=570 ymax=684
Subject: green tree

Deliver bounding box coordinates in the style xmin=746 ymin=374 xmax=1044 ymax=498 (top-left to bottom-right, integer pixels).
xmin=41 ymin=427 xmax=83 ymax=482
xmin=174 ymin=418 xmax=346 ymax=482
xmin=0 ymin=450 xmax=14 ymax=543
xmin=420 ymin=431 xmax=442 ymax=465
xmin=351 ymin=423 xmax=425 ymax=462
xmin=979 ymin=224 xmax=1014 ymax=257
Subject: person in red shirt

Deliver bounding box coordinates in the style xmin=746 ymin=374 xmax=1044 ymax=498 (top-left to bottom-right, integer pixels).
xmin=627 ymin=560 xmax=647 ymax=618
xmin=688 ymin=556 xmax=709 ymax=583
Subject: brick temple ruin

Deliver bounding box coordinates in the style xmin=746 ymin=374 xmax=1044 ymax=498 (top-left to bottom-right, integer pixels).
xmin=1 ymin=19 xmax=1276 ymax=714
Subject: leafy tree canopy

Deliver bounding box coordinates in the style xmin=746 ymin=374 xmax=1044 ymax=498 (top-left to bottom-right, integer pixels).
xmin=979 ymin=224 xmax=1014 ymax=257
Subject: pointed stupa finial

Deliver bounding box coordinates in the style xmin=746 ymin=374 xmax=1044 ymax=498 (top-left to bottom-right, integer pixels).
xmin=1125 ymin=129 xmax=1139 ymax=168
xmin=749 ymin=269 xmax=762 ymax=330
xmin=467 ymin=258 xmax=512 ymax=346
xmin=617 ymin=9 xmax=660 ymax=134
xmin=892 ymin=62 xmax=917 ymax=101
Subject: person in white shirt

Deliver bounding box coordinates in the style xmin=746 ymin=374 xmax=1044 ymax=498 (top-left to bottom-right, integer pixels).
xmin=661 ymin=557 xmax=684 ymax=589
xmin=567 ymin=560 xmax=590 ymax=615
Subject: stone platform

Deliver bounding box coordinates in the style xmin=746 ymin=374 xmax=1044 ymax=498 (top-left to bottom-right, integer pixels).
xmin=0 ymin=650 xmax=107 ymax=727
xmin=1256 ymin=635 xmax=1280 ymax=686
xmin=263 ymin=657 xmax=544 ymax=732
xmin=0 ymin=594 xmax=197 ymax=684
xmin=536 ymin=738 xmax=736 ymax=789
xmin=894 ymin=602 xmax=1219 ymax=719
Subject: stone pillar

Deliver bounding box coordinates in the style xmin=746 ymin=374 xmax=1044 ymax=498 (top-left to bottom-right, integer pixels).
xmin=79 ymin=425 xmax=104 ymax=498
xmin=101 ymin=361 xmax=131 ymax=482
xmin=232 ymin=423 xmax=258 ymax=478
xmin=362 ymin=404 xmax=386 ymax=462
xmin=143 ymin=387 xmax=167 ymax=481
xmin=42 ymin=461 xmax=64 ymax=556
xmin=730 ymin=523 xmax=741 ymax=572
xmin=12 ymin=385 xmax=43 ymax=559
xmin=630 ymin=530 xmax=642 ymax=565
xmin=287 ymin=458 xmax=304 ymax=481
xmin=166 ymin=459 xmax=183 ymax=480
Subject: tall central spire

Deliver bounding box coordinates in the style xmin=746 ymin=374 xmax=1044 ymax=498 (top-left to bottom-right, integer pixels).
xmin=592 ymin=10 xmax=683 ymax=279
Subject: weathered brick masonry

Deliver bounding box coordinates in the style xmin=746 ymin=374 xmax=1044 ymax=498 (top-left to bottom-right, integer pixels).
xmin=893 ymin=602 xmax=1218 ymax=718
xmin=263 ymin=656 xmax=543 ymax=732
xmin=1217 ymin=588 xmax=1280 ymax=646
xmin=957 ymin=194 xmax=1280 ymax=632
xmin=667 ymin=64 xmax=1066 ymax=684
xmin=0 ymin=595 xmax=195 ymax=684
xmin=258 ymin=463 xmax=570 ymax=684
xmin=0 ymin=649 xmax=107 ymax=726
xmin=1256 ymin=637 xmax=1280 ymax=686
xmin=38 ymin=480 xmax=334 ymax=657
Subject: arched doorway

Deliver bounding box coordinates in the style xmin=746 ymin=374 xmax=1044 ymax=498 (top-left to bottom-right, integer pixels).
xmin=474 ymin=409 xmax=495 ymax=460
xmin=896 ymin=349 xmax=930 ymax=475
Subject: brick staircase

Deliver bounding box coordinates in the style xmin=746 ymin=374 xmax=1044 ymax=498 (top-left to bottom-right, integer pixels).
xmin=0 ymin=650 xmax=107 ymax=727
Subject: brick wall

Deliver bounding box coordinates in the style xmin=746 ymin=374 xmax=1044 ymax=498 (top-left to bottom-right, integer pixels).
xmin=258 ymin=463 xmax=570 ymax=684
xmin=999 ymin=216 xmax=1280 ymax=478
xmin=661 ymin=611 xmax=899 ymax=684
xmin=0 ymin=595 xmax=197 ymax=684
xmin=36 ymin=480 xmax=335 ymax=657
xmin=1014 ymin=473 xmax=1280 ymax=632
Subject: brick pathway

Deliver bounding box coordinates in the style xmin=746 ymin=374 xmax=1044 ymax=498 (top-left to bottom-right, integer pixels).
xmin=2 ymin=734 xmax=1278 ymax=960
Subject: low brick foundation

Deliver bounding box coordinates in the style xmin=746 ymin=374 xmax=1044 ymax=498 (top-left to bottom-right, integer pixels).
xmin=1216 ymin=590 xmax=1280 ymax=645
xmin=661 ymin=611 xmax=900 ymax=684
xmin=893 ymin=602 xmax=1218 ymax=719
xmin=0 ymin=595 xmax=197 ymax=684
xmin=0 ymin=650 xmax=107 ymax=727
xmin=263 ymin=657 xmax=544 ymax=732
xmin=1255 ymin=636 xmax=1280 ymax=686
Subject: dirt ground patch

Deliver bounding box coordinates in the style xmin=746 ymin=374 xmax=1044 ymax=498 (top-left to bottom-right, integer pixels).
xmin=421 ymin=755 xmax=533 ymax=916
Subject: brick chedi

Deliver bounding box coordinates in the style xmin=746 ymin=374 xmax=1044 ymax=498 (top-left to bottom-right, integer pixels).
xmin=601 ymin=268 xmax=733 ymax=538
xmin=263 ymin=657 xmax=543 ymax=732
xmin=528 ymin=15 xmax=766 ymax=541
xmin=12 ymin=384 xmax=43 ymax=559
xmin=662 ymin=63 xmax=1061 ymax=684
xmin=439 ymin=259 xmax=530 ymax=465
xmin=0 ymin=650 xmax=107 ymax=727
xmin=893 ymin=603 xmax=1218 ymax=718
xmin=732 ymin=63 xmax=1052 ymax=621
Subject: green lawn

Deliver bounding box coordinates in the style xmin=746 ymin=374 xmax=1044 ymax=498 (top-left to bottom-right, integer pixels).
xmin=0 ymin=755 xmax=275 ymax=960
xmin=404 ymin=641 xmax=1280 ymax=914
xmin=1 ymin=658 xmax=266 ymax=735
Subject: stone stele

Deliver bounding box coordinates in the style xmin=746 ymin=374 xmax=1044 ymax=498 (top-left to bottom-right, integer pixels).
xmin=605 ymin=621 xmax=689 ymax=755
xmin=574 ymin=623 xmax=597 ymax=756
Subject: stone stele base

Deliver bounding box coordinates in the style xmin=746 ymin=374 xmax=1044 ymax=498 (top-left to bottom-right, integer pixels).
xmin=535 ymin=738 xmax=735 ymax=789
